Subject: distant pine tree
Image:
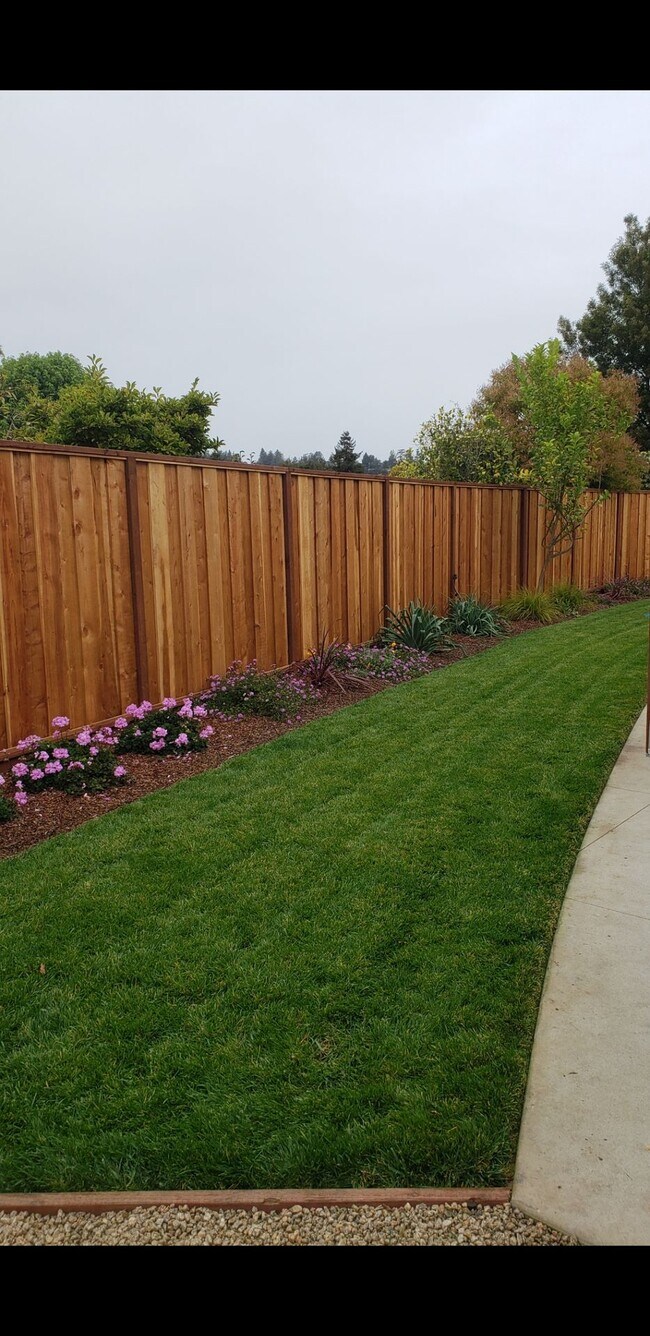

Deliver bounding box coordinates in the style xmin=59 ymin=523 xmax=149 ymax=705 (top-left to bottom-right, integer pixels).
xmin=258 ymin=448 xmax=286 ymax=467
xmin=330 ymin=431 xmax=362 ymax=473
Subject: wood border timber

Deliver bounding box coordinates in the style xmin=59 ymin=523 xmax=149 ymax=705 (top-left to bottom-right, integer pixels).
xmin=0 ymin=1187 xmax=511 ymax=1215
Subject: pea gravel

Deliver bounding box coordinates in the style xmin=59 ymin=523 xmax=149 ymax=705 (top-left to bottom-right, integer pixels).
xmin=0 ymin=1203 xmax=577 ymax=1246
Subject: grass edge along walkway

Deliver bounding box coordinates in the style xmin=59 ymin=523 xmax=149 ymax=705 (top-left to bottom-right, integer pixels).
xmin=1 ymin=602 xmax=648 ymax=1192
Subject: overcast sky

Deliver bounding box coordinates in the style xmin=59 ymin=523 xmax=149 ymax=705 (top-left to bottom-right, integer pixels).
xmin=3 ymin=90 xmax=650 ymax=460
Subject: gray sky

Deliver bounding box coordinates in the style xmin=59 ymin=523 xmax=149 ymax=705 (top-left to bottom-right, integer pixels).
xmin=3 ymin=90 xmax=650 ymax=461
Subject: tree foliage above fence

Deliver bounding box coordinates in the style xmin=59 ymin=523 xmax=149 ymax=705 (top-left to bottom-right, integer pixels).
xmin=0 ymin=351 xmax=221 ymax=456
xmin=395 ymin=341 xmax=646 ymax=492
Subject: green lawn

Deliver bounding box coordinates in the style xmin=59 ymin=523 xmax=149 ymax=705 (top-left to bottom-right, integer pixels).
xmin=1 ymin=602 xmax=648 ymax=1192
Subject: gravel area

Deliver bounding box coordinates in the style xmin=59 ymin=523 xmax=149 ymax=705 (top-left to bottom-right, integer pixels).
xmin=0 ymin=1203 xmax=578 ymax=1246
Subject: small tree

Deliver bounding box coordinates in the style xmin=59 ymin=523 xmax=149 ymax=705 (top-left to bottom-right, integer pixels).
xmin=514 ymin=341 xmax=635 ymax=586
xmin=330 ymin=430 xmax=362 ymax=473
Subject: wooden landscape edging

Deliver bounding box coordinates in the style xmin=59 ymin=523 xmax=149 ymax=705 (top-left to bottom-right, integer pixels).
xmin=0 ymin=438 xmax=649 ymax=753
xmin=0 ymin=1186 xmax=511 ymax=1215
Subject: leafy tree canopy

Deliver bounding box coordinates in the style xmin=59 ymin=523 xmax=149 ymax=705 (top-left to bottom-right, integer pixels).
xmin=7 ymin=354 xmax=220 ymax=456
xmin=395 ymin=348 xmax=645 ymax=491
xmin=0 ymin=349 xmax=85 ymax=437
xmin=559 ymin=214 xmax=650 ymax=451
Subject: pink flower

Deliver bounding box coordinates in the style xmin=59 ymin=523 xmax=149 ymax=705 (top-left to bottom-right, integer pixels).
xmin=199 ymin=726 xmax=214 ymax=739
xmin=30 ymin=768 xmax=45 ymax=781
xmin=174 ymin=732 xmax=189 ymax=746
xmin=53 ymin=748 xmax=69 ymax=760
xmin=134 ymin=727 xmax=142 ymax=737
xmin=76 ymin=728 xmax=92 ymax=746
xmin=114 ymin=717 xmax=128 ymax=729
xmin=0 ymin=775 xmax=4 ymax=786
xmin=125 ymin=703 xmax=140 ymax=717
xmin=178 ymin=704 xmax=193 ymax=719
xmin=153 ymin=726 xmax=168 ymax=738
xmin=51 ymin=715 xmax=70 ymax=729
xmin=113 ymin=765 xmax=126 ymax=778
xmin=37 ymin=750 xmax=50 ymax=762
xmin=12 ymin=762 xmax=29 ymax=778
xmin=67 ymin=760 xmax=84 ymax=771
xmin=14 ymin=791 xmax=28 ymax=807
xmin=149 ymin=739 xmax=165 ymax=751
xmin=17 ymin=734 xmax=41 ymax=752
xmin=193 ymin=705 xmax=207 ymax=718
xmin=89 ymin=746 xmax=98 ymax=756
xmin=141 ymin=701 xmax=153 ymax=713
xmin=44 ymin=761 xmax=62 ymax=775
xmin=162 ymin=697 xmax=177 ymax=709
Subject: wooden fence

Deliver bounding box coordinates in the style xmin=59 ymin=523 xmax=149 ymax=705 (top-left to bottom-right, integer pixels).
xmin=0 ymin=439 xmax=649 ymax=752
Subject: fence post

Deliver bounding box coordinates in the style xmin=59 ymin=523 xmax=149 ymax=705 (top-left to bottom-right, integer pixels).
xmin=124 ymin=456 xmax=150 ymax=703
xmin=282 ymin=469 xmax=299 ymax=662
xmin=449 ymin=485 xmax=458 ymax=601
xmin=383 ymin=476 xmax=391 ymax=616
xmin=614 ymin=491 xmax=623 ymax=580
xmin=519 ymin=489 xmax=529 ymax=590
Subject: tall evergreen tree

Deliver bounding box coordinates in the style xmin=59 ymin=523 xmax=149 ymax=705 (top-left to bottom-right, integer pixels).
xmin=558 ymin=214 xmax=650 ymax=452
xmin=330 ymin=430 xmax=362 ymax=473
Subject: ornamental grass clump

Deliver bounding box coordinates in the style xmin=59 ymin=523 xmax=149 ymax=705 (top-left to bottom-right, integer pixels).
xmin=116 ymin=698 xmax=214 ymax=755
xmin=12 ymin=717 xmax=128 ymax=800
xmin=500 ymin=588 xmax=558 ymax=625
xmin=204 ymin=662 xmax=317 ymax=721
xmin=550 ymin=582 xmax=593 ymax=617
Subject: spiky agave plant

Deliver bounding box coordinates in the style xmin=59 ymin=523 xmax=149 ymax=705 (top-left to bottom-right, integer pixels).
xmin=379 ymin=600 xmax=455 ymax=653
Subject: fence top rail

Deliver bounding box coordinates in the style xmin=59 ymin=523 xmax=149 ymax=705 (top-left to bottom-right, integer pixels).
xmin=0 ymin=439 xmax=643 ymax=495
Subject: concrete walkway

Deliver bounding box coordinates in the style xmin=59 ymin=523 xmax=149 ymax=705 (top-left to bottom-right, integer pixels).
xmin=513 ymin=709 xmax=650 ymax=1246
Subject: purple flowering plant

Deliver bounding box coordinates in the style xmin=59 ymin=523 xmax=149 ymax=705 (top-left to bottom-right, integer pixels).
xmin=203 ymin=661 xmax=317 ymax=722
xmin=12 ymin=716 xmax=128 ymax=799
xmin=116 ymin=697 xmax=213 ymax=755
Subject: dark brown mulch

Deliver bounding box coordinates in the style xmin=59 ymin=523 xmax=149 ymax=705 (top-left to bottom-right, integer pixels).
xmin=0 ymin=623 xmax=553 ymax=861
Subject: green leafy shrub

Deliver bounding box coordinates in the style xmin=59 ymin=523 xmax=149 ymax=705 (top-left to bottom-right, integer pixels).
xmin=204 ymin=662 xmax=317 ymax=720
xmin=550 ymin=583 xmax=592 ymax=616
xmin=0 ymin=784 xmax=16 ymax=822
xmin=378 ymin=601 xmax=455 ymax=653
xmin=447 ymin=594 xmax=504 ymax=637
xmin=500 ymin=588 xmax=559 ymax=624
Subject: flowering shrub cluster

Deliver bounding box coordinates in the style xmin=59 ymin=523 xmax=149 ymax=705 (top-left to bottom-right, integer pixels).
xmin=11 ymin=717 xmax=128 ymax=800
xmin=116 ymin=698 xmax=213 ymax=755
xmin=596 ymin=576 xmax=650 ymax=604
xmin=203 ymin=662 xmax=317 ymax=721
xmin=328 ymin=641 xmax=432 ymax=682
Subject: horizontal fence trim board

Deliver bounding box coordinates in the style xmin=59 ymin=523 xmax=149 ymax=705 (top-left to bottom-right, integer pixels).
xmin=0 ymin=1187 xmax=512 ymax=1215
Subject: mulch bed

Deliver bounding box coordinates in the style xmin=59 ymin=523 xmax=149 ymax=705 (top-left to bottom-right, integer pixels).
xmin=0 ymin=620 xmax=573 ymax=861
